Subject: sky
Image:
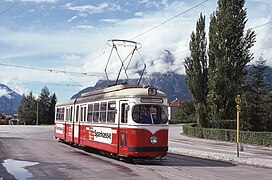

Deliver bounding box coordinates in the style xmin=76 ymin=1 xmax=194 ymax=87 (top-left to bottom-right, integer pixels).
xmin=0 ymin=0 xmax=272 ymax=101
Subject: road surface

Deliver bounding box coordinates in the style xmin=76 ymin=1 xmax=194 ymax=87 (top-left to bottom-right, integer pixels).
xmin=0 ymin=125 xmax=272 ymax=180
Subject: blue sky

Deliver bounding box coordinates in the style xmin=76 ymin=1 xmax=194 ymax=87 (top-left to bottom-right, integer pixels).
xmin=0 ymin=0 xmax=272 ymax=101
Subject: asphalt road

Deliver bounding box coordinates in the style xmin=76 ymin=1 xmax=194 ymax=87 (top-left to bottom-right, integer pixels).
xmin=0 ymin=125 xmax=272 ymax=180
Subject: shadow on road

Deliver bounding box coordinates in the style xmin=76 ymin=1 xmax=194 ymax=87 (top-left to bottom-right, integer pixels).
xmin=134 ymin=153 xmax=236 ymax=167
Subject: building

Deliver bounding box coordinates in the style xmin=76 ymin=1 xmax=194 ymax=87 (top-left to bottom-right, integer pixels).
xmin=168 ymin=98 xmax=182 ymax=121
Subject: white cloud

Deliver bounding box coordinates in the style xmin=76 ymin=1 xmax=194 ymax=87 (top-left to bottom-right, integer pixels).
xmin=0 ymin=88 xmax=11 ymax=99
xmin=99 ymin=19 xmax=120 ymax=23
xmin=1 ymin=0 xmax=272 ymax=100
xmin=63 ymin=2 xmax=109 ymax=14
xmin=134 ymin=12 xmax=144 ymax=17
xmin=5 ymin=0 xmax=58 ymax=3
xmin=76 ymin=25 xmax=94 ymax=29
xmin=67 ymin=16 xmax=78 ymax=22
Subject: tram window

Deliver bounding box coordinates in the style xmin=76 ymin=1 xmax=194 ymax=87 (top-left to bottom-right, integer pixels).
xmin=65 ymin=108 xmax=70 ymax=121
xmin=132 ymin=105 xmax=168 ymax=124
xmin=84 ymin=106 xmax=87 ymax=122
xmin=121 ymin=103 xmax=128 ymax=123
xmin=75 ymin=106 xmax=79 ymax=122
xmin=87 ymin=104 xmax=93 ymax=122
xmin=56 ymin=108 xmax=65 ymax=121
xmin=100 ymin=102 xmax=107 ymax=123
xmin=80 ymin=106 xmax=84 ymax=122
xmin=70 ymin=106 xmax=73 ymax=122
xmin=107 ymin=101 xmax=116 ymax=123
xmin=93 ymin=103 xmax=99 ymax=122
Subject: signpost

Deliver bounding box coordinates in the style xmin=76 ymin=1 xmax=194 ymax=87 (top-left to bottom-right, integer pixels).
xmin=235 ymin=95 xmax=241 ymax=157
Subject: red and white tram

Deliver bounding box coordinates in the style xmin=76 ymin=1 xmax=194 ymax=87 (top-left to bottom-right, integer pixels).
xmin=54 ymin=84 xmax=169 ymax=160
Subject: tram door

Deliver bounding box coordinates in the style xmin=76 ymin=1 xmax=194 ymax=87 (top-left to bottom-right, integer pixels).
xmin=73 ymin=105 xmax=80 ymax=144
xmin=119 ymin=101 xmax=129 ymax=154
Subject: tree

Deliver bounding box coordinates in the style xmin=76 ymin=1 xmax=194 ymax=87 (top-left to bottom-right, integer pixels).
xmin=48 ymin=93 xmax=57 ymax=124
xmin=184 ymin=13 xmax=208 ymax=127
xmin=17 ymin=92 xmax=37 ymax=125
xmin=207 ymin=0 xmax=256 ymax=128
xmin=242 ymin=56 xmax=270 ymax=131
xmin=172 ymin=101 xmax=196 ymax=123
xmin=38 ymin=86 xmax=52 ymax=124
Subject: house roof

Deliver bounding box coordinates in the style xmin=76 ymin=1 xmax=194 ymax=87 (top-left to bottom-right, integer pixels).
xmin=168 ymin=98 xmax=182 ymax=107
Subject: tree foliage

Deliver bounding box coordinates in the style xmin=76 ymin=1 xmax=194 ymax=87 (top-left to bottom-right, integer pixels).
xmin=184 ymin=13 xmax=208 ymax=127
xmin=17 ymin=86 xmax=57 ymax=125
xmin=17 ymin=92 xmax=37 ymax=125
xmin=172 ymin=101 xmax=196 ymax=123
xmin=207 ymin=0 xmax=256 ymax=127
xmin=242 ymin=56 xmax=271 ymax=131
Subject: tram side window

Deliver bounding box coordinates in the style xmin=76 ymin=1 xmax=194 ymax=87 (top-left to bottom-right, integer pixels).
xmin=65 ymin=108 xmax=70 ymax=121
xmin=70 ymin=106 xmax=73 ymax=122
xmin=84 ymin=106 xmax=87 ymax=122
xmin=100 ymin=102 xmax=107 ymax=123
xmin=121 ymin=103 xmax=128 ymax=123
xmin=56 ymin=107 xmax=65 ymax=121
xmin=80 ymin=106 xmax=84 ymax=122
xmin=93 ymin=103 xmax=99 ymax=122
xmin=87 ymin=104 xmax=93 ymax=122
xmin=75 ymin=106 xmax=79 ymax=122
xmin=107 ymin=101 xmax=116 ymax=123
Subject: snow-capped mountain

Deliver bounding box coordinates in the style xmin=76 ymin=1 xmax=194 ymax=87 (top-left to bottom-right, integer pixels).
xmin=71 ymin=72 xmax=192 ymax=101
xmin=0 ymin=84 xmax=22 ymax=114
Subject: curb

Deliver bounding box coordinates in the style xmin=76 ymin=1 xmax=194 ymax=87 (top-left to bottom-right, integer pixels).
xmin=169 ymin=147 xmax=272 ymax=169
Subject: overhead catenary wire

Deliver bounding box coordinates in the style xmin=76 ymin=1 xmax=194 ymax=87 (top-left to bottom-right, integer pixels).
xmin=69 ymin=0 xmax=210 ymax=71
xmin=0 ymin=63 xmax=103 ymax=77
xmin=251 ymin=20 xmax=272 ymax=30
xmin=0 ymin=0 xmax=20 ymax=16
xmin=130 ymin=0 xmax=210 ymax=40
xmin=4 ymin=0 xmax=272 ymax=88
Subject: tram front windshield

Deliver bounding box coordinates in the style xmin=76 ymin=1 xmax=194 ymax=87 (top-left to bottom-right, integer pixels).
xmin=132 ymin=105 xmax=168 ymax=124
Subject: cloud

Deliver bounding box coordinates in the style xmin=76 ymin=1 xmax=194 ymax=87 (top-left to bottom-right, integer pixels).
xmin=1 ymin=0 xmax=272 ymax=101
xmin=135 ymin=12 xmax=144 ymax=17
xmin=5 ymin=0 xmax=58 ymax=3
xmin=76 ymin=25 xmax=94 ymax=29
xmin=139 ymin=0 xmax=165 ymax=8
xmin=99 ymin=19 xmax=120 ymax=23
xmin=0 ymin=88 xmax=11 ymax=99
xmin=63 ymin=2 xmax=109 ymax=14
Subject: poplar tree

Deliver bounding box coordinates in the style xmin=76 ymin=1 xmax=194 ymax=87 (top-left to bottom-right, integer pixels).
xmin=208 ymin=0 xmax=256 ymax=127
xmin=184 ymin=13 xmax=208 ymax=127
xmin=49 ymin=93 xmax=57 ymax=124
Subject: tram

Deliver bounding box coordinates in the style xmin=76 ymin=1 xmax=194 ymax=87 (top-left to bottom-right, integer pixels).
xmin=54 ymin=84 xmax=169 ymax=160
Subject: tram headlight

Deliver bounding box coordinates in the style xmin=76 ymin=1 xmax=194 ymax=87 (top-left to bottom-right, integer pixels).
xmin=149 ymin=136 xmax=158 ymax=144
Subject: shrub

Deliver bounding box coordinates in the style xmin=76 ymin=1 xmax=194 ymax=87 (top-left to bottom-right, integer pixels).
xmin=182 ymin=124 xmax=272 ymax=146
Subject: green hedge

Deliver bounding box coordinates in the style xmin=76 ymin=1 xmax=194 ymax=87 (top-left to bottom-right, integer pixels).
xmin=182 ymin=124 xmax=272 ymax=146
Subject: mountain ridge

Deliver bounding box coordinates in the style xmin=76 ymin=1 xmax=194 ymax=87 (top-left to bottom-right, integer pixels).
xmin=71 ymin=72 xmax=192 ymax=101
xmin=0 ymin=84 xmax=22 ymax=114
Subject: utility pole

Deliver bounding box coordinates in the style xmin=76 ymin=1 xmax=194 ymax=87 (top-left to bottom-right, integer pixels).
xmin=235 ymin=95 xmax=241 ymax=157
xmin=36 ymin=101 xmax=39 ymax=125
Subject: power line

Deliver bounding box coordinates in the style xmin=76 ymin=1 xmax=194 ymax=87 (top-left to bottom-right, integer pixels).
xmin=69 ymin=1 xmax=209 ymax=70
xmin=0 ymin=0 xmax=20 ymax=16
xmin=69 ymin=50 xmax=109 ymax=71
xmin=23 ymin=81 xmax=82 ymax=87
xmin=251 ymin=20 xmax=272 ymax=30
xmin=0 ymin=63 xmax=103 ymax=77
xmin=130 ymin=0 xmax=210 ymax=40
